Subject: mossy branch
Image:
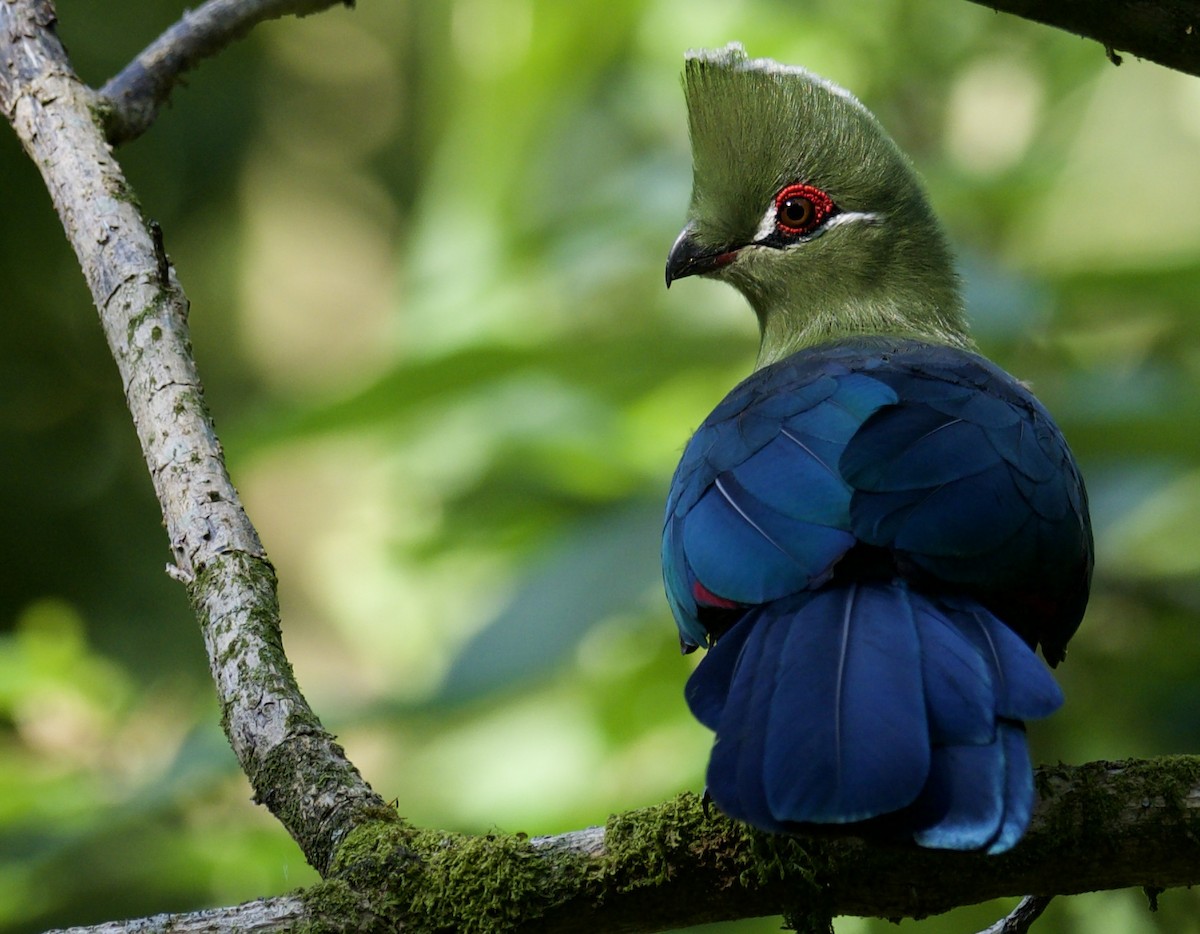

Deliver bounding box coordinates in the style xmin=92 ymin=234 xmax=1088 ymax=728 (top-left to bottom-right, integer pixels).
xmin=300 ymin=757 xmax=1200 ymax=931
xmin=43 ymin=758 xmax=1200 ymax=933
xmin=0 ymin=0 xmax=385 ymax=875
xmin=964 ymin=0 xmax=1200 ymax=77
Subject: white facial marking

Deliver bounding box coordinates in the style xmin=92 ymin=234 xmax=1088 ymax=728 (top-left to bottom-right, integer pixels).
xmin=750 ymin=201 xmax=882 ymax=244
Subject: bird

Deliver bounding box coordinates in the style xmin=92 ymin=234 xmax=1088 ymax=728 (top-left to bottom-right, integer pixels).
xmin=662 ymin=43 xmax=1092 ymax=853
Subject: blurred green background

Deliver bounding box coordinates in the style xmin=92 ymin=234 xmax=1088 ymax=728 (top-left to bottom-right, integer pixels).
xmin=3 ymin=1 xmax=1200 ymax=931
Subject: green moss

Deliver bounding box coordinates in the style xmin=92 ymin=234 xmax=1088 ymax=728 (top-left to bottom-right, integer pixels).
xmin=296 ymin=878 xmax=369 ymax=931
xmin=125 ymin=303 xmax=159 ymax=345
xmin=108 ymin=174 xmax=144 ymax=211
xmin=1136 ymin=755 xmax=1200 ymax=808
xmin=305 ymin=822 xmax=592 ymax=933
xmin=300 ymin=793 xmax=839 ymax=931
xmin=89 ymin=99 xmax=116 ymax=136
xmin=1030 ymin=756 xmax=1200 ymax=859
xmin=604 ymin=792 xmax=722 ymax=888
xmin=331 ymin=820 xmax=416 ymax=871
xmin=167 ymin=387 xmax=206 ymax=421
xmin=603 ymin=792 xmax=821 ymax=894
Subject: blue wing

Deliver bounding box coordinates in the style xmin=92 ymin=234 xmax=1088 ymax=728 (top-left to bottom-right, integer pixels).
xmin=664 ymin=348 xmax=900 ymax=647
xmin=665 ymin=338 xmax=1091 ymax=851
xmin=841 ymin=345 xmax=1092 ymax=663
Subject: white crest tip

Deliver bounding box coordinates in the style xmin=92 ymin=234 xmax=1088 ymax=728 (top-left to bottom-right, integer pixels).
xmin=683 ymin=43 xmax=866 ymax=111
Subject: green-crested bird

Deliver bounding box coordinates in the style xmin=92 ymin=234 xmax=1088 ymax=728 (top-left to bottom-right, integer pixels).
xmin=663 ymin=44 xmax=1092 ymax=852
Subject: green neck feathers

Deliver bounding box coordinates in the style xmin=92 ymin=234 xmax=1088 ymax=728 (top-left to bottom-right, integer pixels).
xmin=675 ymin=44 xmax=973 ymax=369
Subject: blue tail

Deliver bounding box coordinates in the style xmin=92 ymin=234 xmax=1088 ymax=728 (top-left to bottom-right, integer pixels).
xmin=685 ymin=582 xmax=1063 ymax=852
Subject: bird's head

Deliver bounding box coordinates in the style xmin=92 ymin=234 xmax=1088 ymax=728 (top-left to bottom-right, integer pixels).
xmin=666 ymin=44 xmax=971 ymax=367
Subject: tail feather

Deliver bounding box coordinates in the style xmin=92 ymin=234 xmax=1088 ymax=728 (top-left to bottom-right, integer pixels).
xmin=686 ymin=581 xmax=1061 ymax=851
xmin=684 ymin=614 xmax=754 ymax=731
xmin=763 ymin=585 xmax=928 ymax=823
xmin=911 ymin=741 xmax=1006 ymax=850
xmin=943 ymin=596 xmax=1064 ymax=720
xmin=915 ymin=605 xmax=995 ymax=746
xmin=990 ymin=723 xmax=1036 ymax=854
xmin=703 ymin=607 xmax=790 ymax=831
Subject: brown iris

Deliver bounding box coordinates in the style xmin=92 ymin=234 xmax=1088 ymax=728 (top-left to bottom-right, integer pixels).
xmin=773 ymin=183 xmax=836 ymax=236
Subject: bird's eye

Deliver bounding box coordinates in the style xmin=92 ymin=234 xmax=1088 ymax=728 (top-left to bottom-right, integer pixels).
xmin=773 ymin=183 xmax=835 ymax=236
xmin=779 ymin=196 xmax=814 ymax=229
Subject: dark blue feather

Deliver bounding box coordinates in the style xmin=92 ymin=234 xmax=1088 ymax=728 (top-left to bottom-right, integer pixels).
xmin=911 ymin=742 xmax=1006 ymax=850
xmin=841 ymin=406 xmax=1000 ymax=491
xmin=684 ymin=613 xmax=757 ymax=730
xmin=681 ymin=472 xmax=853 ymax=603
xmin=988 ymin=724 xmax=1036 ymax=854
xmin=762 ymin=585 xmax=928 ymax=823
xmin=664 ymin=338 xmax=1092 ymax=851
xmin=942 ymin=597 xmax=1064 ymax=720
xmin=703 ymin=606 xmax=792 ymax=830
xmin=913 ymin=601 xmax=994 ymax=746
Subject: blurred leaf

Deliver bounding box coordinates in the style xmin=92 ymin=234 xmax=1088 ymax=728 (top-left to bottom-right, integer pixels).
xmin=437 ymin=499 xmax=662 ymax=703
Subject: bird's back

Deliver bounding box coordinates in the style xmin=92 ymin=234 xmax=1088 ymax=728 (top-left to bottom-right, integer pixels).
xmin=664 ymin=336 xmax=1091 ymax=660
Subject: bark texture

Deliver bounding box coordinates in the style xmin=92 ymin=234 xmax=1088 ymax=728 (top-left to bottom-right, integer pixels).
xmin=966 ymin=0 xmax=1200 ymax=76
xmin=47 ymin=896 xmax=306 ymax=934
xmin=0 ymin=0 xmax=388 ymax=876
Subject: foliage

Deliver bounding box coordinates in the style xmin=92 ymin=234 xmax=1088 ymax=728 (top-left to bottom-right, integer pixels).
xmin=3 ymin=1 xmax=1200 ymax=931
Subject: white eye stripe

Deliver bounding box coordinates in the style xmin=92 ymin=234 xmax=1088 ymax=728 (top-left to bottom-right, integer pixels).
xmin=825 ymin=210 xmax=882 ymax=229
xmin=752 ymin=202 xmax=780 ymax=241
xmin=751 ymin=204 xmax=881 ymax=243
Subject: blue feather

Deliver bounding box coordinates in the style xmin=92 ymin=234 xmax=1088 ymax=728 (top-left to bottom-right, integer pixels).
xmin=704 ymin=607 xmax=792 ymax=830
xmin=685 ymin=614 xmax=757 ymax=730
xmin=911 ymin=742 xmax=1006 ymax=850
xmin=988 ymin=724 xmax=1037 ymax=854
xmin=943 ymin=597 xmax=1064 ymax=721
xmin=762 ymin=585 xmax=928 ymax=823
xmin=913 ymin=601 xmax=994 ymax=746
xmin=841 ymin=406 xmax=1000 ymax=491
xmin=681 ymin=472 xmax=852 ymax=604
xmin=664 ymin=338 xmax=1091 ymax=851
xmin=733 ymin=434 xmax=851 ymax=527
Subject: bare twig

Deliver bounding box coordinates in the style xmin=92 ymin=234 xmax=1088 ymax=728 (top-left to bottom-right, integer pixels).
xmin=149 ymin=219 xmax=169 ymax=284
xmin=0 ymin=0 xmax=387 ymax=875
xmin=45 ymin=895 xmax=307 ymax=934
xmin=964 ymin=0 xmax=1200 ymax=78
xmin=98 ymin=0 xmax=354 ymax=145
xmin=977 ymin=895 xmax=1054 ymax=934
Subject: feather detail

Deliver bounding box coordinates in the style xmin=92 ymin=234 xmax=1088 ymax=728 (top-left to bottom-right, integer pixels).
xmin=688 ymin=581 xmax=1061 ymax=850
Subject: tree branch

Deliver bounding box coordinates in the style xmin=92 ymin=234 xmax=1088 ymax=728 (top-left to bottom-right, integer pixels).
xmin=975 ymin=895 xmax=1053 ymax=934
xmin=964 ymin=0 xmax=1200 ymax=77
xmin=0 ymin=0 xmax=387 ymax=875
xmin=39 ymin=757 xmax=1200 ymax=933
xmin=97 ymin=0 xmax=354 ymax=145
xmin=46 ymin=896 xmax=306 ymax=934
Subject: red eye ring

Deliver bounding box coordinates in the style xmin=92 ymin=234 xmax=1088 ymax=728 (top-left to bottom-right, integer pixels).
xmin=773 ymin=183 xmax=836 ymax=235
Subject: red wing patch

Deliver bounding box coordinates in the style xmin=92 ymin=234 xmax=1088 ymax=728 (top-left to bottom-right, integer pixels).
xmin=693 ymin=579 xmax=742 ymax=609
